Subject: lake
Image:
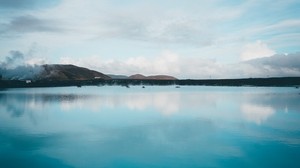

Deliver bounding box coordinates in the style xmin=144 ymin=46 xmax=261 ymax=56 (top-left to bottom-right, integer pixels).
xmin=0 ymin=86 xmax=300 ymax=168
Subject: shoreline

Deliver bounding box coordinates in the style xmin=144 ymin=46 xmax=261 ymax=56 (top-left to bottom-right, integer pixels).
xmin=0 ymin=77 xmax=300 ymax=88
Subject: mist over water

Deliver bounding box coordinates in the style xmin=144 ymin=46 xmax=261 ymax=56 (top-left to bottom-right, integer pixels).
xmin=0 ymin=86 xmax=300 ymax=167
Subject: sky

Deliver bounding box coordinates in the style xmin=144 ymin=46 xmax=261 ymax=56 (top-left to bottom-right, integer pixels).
xmin=0 ymin=0 xmax=300 ymax=79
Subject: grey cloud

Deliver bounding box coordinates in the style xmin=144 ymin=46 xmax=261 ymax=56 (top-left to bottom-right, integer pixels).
xmin=0 ymin=15 xmax=65 ymax=36
xmin=246 ymin=53 xmax=300 ymax=69
xmin=116 ymin=21 xmax=213 ymax=45
xmin=242 ymin=53 xmax=300 ymax=77
xmin=98 ymin=12 xmax=215 ymax=46
xmin=0 ymin=50 xmax=44 ymax=80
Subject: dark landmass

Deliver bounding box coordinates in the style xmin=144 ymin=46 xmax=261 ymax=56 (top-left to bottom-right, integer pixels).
xmin=128 ymin=74 xmax=147 ymax=79
xmin=0 ymin=64 xmax=111 ymax=81
xmin=0 ymin=77 xmax=300 ymax=88
xmin=0 ymin=64 xmax=299 ymax=88
xmin=41 ymin=64 xmax=111 ymax=80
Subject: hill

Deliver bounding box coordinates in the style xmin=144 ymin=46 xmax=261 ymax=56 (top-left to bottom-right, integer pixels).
xmin=128 ymin=74 xmax=177 ymax=80
xmin=40 ymin=64 xmax=111 ymax=80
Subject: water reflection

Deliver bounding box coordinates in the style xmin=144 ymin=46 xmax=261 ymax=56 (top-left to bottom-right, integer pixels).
xmin=0 ymin=87 xmax=299 ymax=124
xmin=0 ymin=127 xmax=72 ymax=168
xmin=241 ymin=103 xmax=275 ymax=125
xmin=0 ymin=86 xmax=300 ymax=167
xmin=0 ymin=93 xmax=94 ymax=120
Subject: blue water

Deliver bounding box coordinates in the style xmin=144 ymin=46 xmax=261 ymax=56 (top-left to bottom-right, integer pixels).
xmin=0 ymin=86 xmax=300 ymax=168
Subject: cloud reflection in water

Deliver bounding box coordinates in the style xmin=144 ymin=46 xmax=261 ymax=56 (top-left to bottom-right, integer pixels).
xmin=0 ymin=87 xmax=299 ymax=125
xmin=241 ymin=103 xmax=275 ymax=125
xmin=0 ymin=86 xmax=300 ymax=167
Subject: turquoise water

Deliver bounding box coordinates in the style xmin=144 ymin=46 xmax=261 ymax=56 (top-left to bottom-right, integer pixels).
xmin=0 ymin=86 xmax=300 ymax=168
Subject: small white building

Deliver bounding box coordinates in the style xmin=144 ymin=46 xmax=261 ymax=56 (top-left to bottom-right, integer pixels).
xmin=26 ymin=80 xmax=32 ymax=84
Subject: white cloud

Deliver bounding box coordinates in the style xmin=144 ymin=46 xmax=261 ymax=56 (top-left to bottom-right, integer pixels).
xmin=59 ymin=51 xmax=300 ymax=79
xmin=60 ymin=50 xmax=181 ymax=76
xmin=1 ymin=0 xmax=299 ymax=77
xmin=5 ymin=0 xmax=242 ymax=47
xmin=25 ymin=57 xmax=46 ymax=66
xmin=240 ymin=40 xmax=276 ymax=61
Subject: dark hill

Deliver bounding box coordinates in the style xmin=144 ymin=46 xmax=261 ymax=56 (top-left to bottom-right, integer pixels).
xmin=128 ymin=74 xmax=147 ymax=79
xmin=147 ymin=75 xmax=177 ymax=80
xmin=128 ymin=74 xmax=177 ymax=80
xmin=41 ymin=64 xmax=111 ymax=80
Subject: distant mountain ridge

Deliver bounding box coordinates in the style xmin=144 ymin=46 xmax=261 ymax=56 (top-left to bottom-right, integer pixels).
xmin=0 ymin=64 xmax=178 ymax=81
xmin=128 ymin=74 xmax=177 ymax=80
xmin=39 ymin=65 xmax=177 ymax=81
xmin=107 ymin=74 xmax=128 ymax=79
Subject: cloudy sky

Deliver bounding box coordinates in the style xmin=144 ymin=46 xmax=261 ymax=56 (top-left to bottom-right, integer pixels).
xmin=0 ymin=0 xmax=299 ymax=78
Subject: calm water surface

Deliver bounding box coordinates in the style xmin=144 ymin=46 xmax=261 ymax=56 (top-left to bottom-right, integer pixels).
xmin=0 ymin=86 xmax=300 ymax=168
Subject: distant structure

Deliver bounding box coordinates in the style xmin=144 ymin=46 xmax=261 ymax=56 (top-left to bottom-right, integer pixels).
xmin=26 ymin=80 xmax=32 ymax=84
